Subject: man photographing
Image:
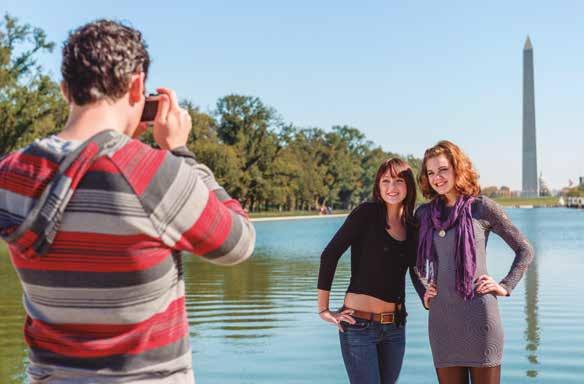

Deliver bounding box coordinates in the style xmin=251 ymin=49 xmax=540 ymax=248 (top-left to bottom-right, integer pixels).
xmin=0 ymin=19 xmax=255 ymax=383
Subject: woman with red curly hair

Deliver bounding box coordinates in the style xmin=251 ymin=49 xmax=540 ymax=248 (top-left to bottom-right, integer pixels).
xmin=416 ymin=141 xmax=533 ymax=384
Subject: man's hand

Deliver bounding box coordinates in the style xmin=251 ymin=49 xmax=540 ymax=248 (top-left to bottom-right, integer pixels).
xmin=132 ymin=122 xmax=148 ymax=139
xmin=152 ymin=87 xmax=192 ymax=150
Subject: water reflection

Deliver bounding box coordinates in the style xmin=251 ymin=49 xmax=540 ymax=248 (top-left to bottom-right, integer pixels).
xmin=3 ymin=211 xmax=584 ymax=383
xmin=182 ymin=217 xmax=350 ymax=349
xmin=182 ymin=247 xmax=331 ymax=343
xmin=524 ymin=252 xmax=539 ymax=378
xmin=523 ymin=211 xmax=541 ymax=378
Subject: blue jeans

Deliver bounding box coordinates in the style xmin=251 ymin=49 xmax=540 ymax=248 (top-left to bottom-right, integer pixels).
xmin=339 ymin=319 xmax=406 ymax=384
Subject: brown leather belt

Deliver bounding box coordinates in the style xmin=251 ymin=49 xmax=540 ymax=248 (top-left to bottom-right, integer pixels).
xmin=347 ymin=308 xmax=396 ymax=324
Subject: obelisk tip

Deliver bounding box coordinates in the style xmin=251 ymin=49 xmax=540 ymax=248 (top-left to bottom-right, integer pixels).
xmin=524 ymin=36 xmax=533 ymax=50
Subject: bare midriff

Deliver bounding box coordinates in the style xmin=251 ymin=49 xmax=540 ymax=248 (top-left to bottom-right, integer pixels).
xmin=344 ymin=292 xmax=399 ymax=313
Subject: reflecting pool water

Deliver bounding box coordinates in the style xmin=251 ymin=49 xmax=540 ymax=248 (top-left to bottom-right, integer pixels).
xmin=1 ymin=208 xmax=583 ymax=383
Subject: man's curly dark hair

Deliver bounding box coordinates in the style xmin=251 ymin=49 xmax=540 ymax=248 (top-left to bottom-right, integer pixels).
xmin=61 ymin=20 xmax=150 ymax=105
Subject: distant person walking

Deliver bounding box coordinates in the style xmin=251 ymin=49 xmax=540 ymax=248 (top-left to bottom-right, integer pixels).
xmin=0 ymin=20 xmax=255 ymax=383
xmin=317 ymin=158 xmax=426 ymax=384
xmin=416 ymin=140 xmax=533 ymax=384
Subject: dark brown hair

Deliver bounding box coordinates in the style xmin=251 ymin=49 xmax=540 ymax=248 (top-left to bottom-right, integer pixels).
xmin=418 ymin=140 xmax=481 ymax=199
xmin=61 ymin=20 xmax=150 ymax=105
xmin=372 ymin=158 xmax=417 ymax=226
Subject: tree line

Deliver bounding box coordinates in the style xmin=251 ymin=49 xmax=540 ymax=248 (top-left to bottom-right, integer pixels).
xmin=0 ymin=14 xmax=421 ymax=212
xmin=565 ymin=184 xmax=584 ymax=197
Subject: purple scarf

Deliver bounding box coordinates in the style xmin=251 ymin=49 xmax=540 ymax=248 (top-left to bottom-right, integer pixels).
xmin=417 ymin=195 xmax=477 ymax=300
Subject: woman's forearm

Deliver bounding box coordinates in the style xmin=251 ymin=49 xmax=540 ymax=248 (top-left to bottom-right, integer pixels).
xmin=317 ymin=289 xmax=331 ymax=312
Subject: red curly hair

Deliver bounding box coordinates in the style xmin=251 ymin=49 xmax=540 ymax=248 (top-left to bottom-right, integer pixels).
xmin=418 ymin=140 xmax=481 ymax=200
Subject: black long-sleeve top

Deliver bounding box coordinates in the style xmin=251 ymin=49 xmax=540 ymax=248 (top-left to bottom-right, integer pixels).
xmin=317 ymin=201 xmax=426 ymax=304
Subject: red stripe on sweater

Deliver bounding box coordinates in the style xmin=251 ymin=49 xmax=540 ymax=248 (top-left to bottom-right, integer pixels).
xmin=9 ymin=231 xmax=40 ymax=259
xmin=132 ymin=149 xmax=167 ymax=195
xmin=222 ymin=198 xmax=248 ymax=218
xmin=111 ymin=140 xmax=167 ymax=195
xmin=24 ymin=297 xmax=188 ymax=358
xmin=90 ymin=157 xmax=122 ymax=173
xmin=11 ymin=232 xmax=170 ymax=272
xmin=1 ymin=152 xmax=59 ymax=170
xmin=63 ymin=143 xmax=99 ymax=189
xmin=0 ymin=153 xmax=57 ymax=198
xmin=176 ymin=191 xmax=232 ymax=255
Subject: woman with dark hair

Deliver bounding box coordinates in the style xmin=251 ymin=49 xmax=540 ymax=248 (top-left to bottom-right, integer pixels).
xmin=317 ymin=158 xmax=426 ymax=384
xmin=416 ymin=141 xmax=534 ymax=384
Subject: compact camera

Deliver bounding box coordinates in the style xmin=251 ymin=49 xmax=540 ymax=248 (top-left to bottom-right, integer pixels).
xmin=140 ymin=94 xmax=161 ymax=122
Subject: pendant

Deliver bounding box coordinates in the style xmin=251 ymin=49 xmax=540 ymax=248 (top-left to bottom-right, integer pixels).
xmin=438 ymin=229 xmax=446 ymax=238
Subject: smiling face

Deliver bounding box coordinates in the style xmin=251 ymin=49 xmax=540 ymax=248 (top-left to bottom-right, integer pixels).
xmin=378 ymin=171 xmax=408 ymax=206
xmin=425 ymin=154 xmax=456 ymax=197
xmin=418 ymin=140 xmax=480 ymax=201
xmin=372 ymin=158 xmax=417 ymax=223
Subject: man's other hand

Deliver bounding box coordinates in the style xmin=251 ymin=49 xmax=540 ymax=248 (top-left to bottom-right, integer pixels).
xmin=152 ymin=87 xmax=192 ymax=150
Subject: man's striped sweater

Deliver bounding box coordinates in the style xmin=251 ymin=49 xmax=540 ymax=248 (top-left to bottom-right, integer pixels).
xmin=0 ymin=131 xmax=255 ymax=382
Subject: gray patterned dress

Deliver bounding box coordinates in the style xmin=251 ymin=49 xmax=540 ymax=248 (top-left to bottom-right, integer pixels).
xmin=415 ymin=196 xmax=533 ymax=368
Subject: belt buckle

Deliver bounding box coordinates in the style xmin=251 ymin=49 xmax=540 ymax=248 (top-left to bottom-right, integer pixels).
xmin=380 ymin=313 xmax=394 ymax=324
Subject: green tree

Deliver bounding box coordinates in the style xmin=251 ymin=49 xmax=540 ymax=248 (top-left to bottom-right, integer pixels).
xmin=359 ymin=146 xmax=390 ymax=202
xmin=320 ymin=135 xmax=353 ymax=208
xmin=499 ymin=186 xmax=511 ymax=197
xmin=181 ymin=101 xmax=217 ymax=143
xmin=0 ymin=14 xmax=67 ymax=154
xmin=191 ymin=140 xmax=242 ymax=190
xmin=215 ymin=95 xmax=285 ymax=210
xmin=283 ymin=127 xmax=328 ymax=210
xmin=482 ymin=186 xmax=498 ymax=197
xmin=566 ymin=185 xmax=584 ymax=197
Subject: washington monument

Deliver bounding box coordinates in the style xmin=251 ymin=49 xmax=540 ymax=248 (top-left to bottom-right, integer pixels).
xmin=522 ymin=36 xmax=538 ymax=197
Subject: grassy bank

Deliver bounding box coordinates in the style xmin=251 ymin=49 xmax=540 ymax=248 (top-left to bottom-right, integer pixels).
xmin=492 ymin=196 xmax=559 ymax=207
xmin=249 ymin=197 xmax=561 ymax=219
xmin=249 ymin=210 xmax=348 ymax=219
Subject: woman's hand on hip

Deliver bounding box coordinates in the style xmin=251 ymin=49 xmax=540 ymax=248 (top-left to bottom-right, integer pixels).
xmin=424 ymin=283 xmax=438 ymax=309
xmin=319 ymin=308 xmax=356 ymax=332
xmin=475 ymin=274 xmax=508 ymax=296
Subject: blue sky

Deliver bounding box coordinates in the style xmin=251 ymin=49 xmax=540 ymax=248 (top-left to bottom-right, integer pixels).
xmin=4 ymin=1 xmax=583 ymax=190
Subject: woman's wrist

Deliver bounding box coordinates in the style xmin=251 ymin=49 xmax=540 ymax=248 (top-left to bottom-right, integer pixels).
xmin=318 ymin=308 xmax=329 ymax=314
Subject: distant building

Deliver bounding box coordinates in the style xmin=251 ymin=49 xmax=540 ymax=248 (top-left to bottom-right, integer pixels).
xmin=509 ymin=190 xmax=521 ymax=197
xmin=539 ymin=172 xmax=550 ymax=196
